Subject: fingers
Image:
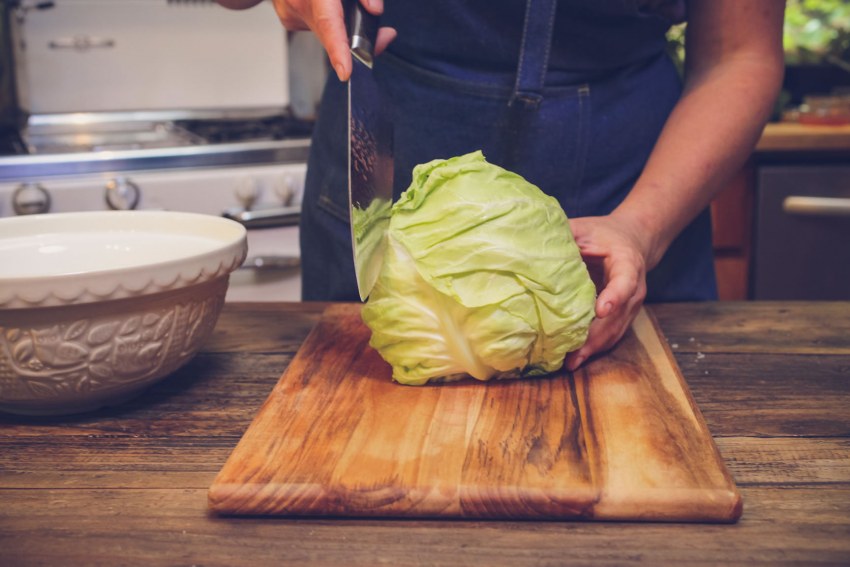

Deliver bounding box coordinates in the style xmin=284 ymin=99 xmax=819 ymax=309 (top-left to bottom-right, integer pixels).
xmin=564 ymin=267 xmax=645 ymax=371
xmin=595 ymin=253 xmax=644 ymax=319
xmin=375 ymin=26 xmax=398 ymax=55
xmin=564 ymin=317 xmax=606 ymax=371
xmin=277 ymin=0 xmax=393 ymax=81
xmin=361 ymin=0 xmax=383 ymax=14
xmin=563 ymin=216 xmax=649 ymax=372
xmin=564 ymin=288 xmax=642 ymax=372
xmin=311 ymin=0 xmax=351 ymax=80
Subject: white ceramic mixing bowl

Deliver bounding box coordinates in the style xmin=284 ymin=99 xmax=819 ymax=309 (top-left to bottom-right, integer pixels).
xmin=0 ymin=211 xmax=247 ymax=416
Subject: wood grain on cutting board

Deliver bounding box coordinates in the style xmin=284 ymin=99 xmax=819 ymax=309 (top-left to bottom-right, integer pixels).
xmin=208 ymin=304 xmax=741 ymax=522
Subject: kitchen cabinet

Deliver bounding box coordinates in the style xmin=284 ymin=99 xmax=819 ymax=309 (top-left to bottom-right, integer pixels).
xmin=710 ymin=123 xmax=850 ymax=300
xmin=753 ymin=164 xmax=850 ymax=299
xmin=711 ymin=163 xmax=754 ymax=300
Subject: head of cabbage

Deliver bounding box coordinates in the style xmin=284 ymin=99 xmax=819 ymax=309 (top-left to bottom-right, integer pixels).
xmin=361 ymin=151 xmax=596 ymax=385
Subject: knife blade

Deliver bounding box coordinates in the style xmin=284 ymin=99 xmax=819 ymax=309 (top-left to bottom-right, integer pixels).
xmin=347 ymin=1 xmax=394 ymax=301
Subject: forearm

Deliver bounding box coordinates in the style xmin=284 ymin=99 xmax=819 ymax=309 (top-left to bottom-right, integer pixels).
xmin=613 ymin=0 xmax=783 ymax=268
xmin=613 ymin=57 xmax=783 ymax=268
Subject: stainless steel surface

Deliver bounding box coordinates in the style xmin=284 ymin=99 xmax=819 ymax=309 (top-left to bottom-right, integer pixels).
xmin=239 ymin=255 xmax=301 ymax=271
xmin=105 ymin=177 xmax=141 ymax=211
xmin=0 ymin=138 xmax=311 ymax=181
xmin=0 ymin=108 xmax=312 ymax=181
xmin=783 ymin=195 xmax=850 ymax=217
xmin=12 ymin=182 xmax=50 ymax=215
xmin=223 ymin=205 xmax=301 ymax=229
xmin=24 ymin=121 xmax=203 ymax=154
xmin=27 ymin=108 xmax=293 ymax=127
xmin=754 ymin=165 xmax=850 ymax=300
xmin=350 ymin=32 xmax=374 ymax=65
xmin=347 ymin=4 xmax=394 ymax=301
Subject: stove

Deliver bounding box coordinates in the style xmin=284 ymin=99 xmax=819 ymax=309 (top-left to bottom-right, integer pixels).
xmin=0 ymin=110 xmax=314 ymax=304
xmin=14 ymin=109 xmax=315 ymax=155
xmin=0 ymin=110 xmax=313 ymax=181
xmin=176 ymin=113 xmax=315 ymax=144
xmin=0 ymin=113 xmax=315 ymax=303
xmin=0 ymin=0 xmax=327 ymax=302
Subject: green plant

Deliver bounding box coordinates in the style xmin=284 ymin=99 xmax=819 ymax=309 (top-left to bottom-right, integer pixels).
xmin=783 ymin=0 xmax=850 ymax=66
xmin=666 ymin=3 xmax=850 ymax=70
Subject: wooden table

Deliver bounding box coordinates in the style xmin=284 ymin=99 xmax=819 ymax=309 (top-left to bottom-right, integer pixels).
xmin=2 ymin=302 xmax=849 ymax=566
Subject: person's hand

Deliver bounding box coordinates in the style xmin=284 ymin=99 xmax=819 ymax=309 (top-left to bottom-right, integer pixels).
xmin=563 ymin=214 xmax=654 ymax=371
xmin=269 ymin=0 xmax=397 ymax=81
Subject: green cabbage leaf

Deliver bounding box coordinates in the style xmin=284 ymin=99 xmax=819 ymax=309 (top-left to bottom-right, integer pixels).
xmin=361 ymin=151 xmax=596 ymax=385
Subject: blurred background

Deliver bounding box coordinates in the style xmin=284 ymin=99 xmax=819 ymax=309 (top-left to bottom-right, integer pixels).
xmin=0 ymin=0 xmax=847 ymax=303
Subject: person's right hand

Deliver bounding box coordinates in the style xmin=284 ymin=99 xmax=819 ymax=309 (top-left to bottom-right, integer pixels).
xmin=270 ymin=0 xmax=396 ymax=81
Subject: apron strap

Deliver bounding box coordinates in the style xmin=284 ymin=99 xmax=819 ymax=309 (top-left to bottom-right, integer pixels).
xmin=510 ymin=0 xmax=558 ymax=109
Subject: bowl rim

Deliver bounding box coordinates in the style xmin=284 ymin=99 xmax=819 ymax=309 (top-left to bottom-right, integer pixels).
xmin=0 ymin=210 xmax=248 ymax=309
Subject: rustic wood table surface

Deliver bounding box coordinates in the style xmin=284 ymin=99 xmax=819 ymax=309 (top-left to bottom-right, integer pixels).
xmin=1 ymin=301 xmax=849 ymax=566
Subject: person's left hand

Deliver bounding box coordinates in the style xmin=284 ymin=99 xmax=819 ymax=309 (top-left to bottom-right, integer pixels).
xmin=563 ymin=214 xmax=653 ymax=371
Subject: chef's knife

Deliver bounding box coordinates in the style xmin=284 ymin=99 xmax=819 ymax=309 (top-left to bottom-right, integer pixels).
xmin=347 ymin=1 xmax=394 ymax=301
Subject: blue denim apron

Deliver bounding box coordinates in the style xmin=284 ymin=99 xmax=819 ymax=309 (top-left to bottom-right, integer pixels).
xmin=300 ymin=0 xmax=717 ymax=302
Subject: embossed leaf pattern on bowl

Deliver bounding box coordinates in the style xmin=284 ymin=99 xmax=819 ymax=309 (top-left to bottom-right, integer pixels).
xmin=0 ymin=212 xmax=245 ymax=415
xmin=0 ymin=286 xmax=224 ymax=402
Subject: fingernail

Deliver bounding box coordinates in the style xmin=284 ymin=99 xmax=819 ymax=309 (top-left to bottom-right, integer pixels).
xmin=569 ymin=356 xmax=585 ymax=372
xmin=334 ymin=63 xmax=346 ymax=81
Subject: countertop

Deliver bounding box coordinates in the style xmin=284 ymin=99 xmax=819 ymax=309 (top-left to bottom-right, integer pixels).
xmin=1 ymin=301 xmax=849 ymax=566
xmin=757 ymin=122 xmax=850 ymax=153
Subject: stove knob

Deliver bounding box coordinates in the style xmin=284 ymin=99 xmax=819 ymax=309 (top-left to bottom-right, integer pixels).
xmin=235 ymin=177 xmax=259 ymax=211
xmin=275 ymin=175 xmax=296 ymax=206
xmin=105 ymin=177 xmax=141 ymax=210
xmin=12 ymin=183 xmax=51 ymax=215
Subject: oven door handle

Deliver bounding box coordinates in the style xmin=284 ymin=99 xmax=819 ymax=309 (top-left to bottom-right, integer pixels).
xmin=783 ymin=196 xmax=850 ymax=218
xmin=239 ymin=255 xmax=300 ymax=271
xmin=222 ymin=206 xmax=300 ymax=228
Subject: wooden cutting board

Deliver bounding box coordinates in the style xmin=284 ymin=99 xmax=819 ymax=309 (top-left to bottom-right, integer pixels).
xmin=209 ymin=304 xmax=742 ymax=522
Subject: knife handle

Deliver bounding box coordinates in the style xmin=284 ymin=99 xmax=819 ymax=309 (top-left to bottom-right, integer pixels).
xmin=345 ymin=0 xmax=378 ymax=65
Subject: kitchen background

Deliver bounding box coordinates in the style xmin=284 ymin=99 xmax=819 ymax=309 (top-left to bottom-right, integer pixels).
xmin=0 ymin=0 xmax=327 ymax=302
xmin=0 ymin=0 xmax=848 ymax=302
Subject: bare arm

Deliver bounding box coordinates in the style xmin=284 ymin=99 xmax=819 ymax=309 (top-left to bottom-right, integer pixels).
xmin=565 ymin=0 xmax=785 ymax=370
xmin=613 ymin=0 xmax=785 ymax=269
